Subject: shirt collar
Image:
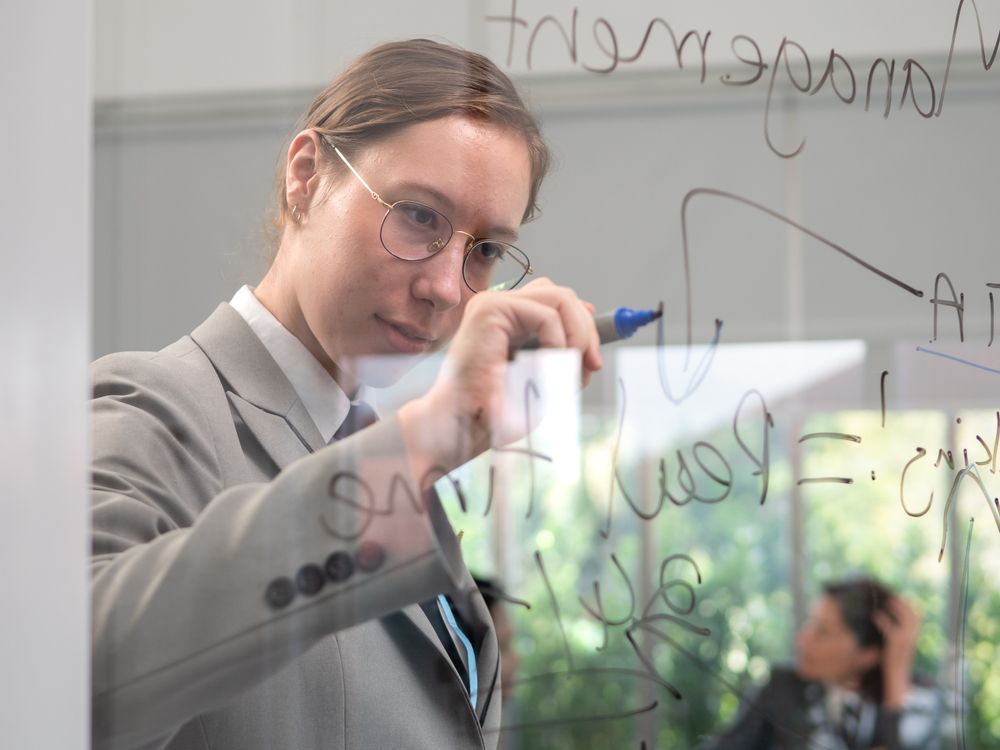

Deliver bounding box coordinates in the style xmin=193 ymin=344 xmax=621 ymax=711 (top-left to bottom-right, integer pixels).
xmin=228 ymin=285 xmax=373 ymax=442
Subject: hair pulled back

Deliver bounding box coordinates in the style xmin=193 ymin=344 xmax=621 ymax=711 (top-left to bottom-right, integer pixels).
xmin=822 ymin=577 xmax=896 ymax=701
xmin=274 ymin=38 xmax=549 ymax=233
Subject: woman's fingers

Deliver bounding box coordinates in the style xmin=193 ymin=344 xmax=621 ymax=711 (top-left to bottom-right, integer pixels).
xmin=514 ymin=279 xmax=603 ymax=373
xmin=402 ymin=279 xmax=604 ymax=478
xmin=496 ymin=294 xmax=570 ymax=351
xmin=873 ymin=597 xmax=921 ymax=661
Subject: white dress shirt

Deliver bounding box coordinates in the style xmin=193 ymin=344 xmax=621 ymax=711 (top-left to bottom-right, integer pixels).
xmin=228 ymin=285 xmax=373 ymax=443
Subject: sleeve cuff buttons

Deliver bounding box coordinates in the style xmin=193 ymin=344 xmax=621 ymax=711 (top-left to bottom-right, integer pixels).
xmin=264 ymin=540 xmax=387 ymax=611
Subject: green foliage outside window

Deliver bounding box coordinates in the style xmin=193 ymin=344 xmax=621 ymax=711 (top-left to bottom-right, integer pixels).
xmin=440 ymin=407 xmax=999 ymax=749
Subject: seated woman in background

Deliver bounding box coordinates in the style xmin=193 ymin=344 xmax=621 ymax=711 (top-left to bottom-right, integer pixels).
xmin=698 ymin=577 xmax=941 ymax=750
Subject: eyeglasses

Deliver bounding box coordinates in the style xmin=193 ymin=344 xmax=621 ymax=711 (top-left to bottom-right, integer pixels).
xmin=329 ymin=141 xmax=533 ymax=293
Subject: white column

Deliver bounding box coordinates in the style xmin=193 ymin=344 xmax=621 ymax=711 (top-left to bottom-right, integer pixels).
xmin=0 ymin=1 xmax=91 ymax=748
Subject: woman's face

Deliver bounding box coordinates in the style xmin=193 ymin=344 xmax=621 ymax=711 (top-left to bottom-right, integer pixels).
xmin=794 ymin=595 xmax=880 ymax=688
xmin=278 ymin=114 xmax=532 ymax=390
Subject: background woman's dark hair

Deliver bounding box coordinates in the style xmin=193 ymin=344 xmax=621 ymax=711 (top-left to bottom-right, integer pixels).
xmin=273 ymin=38 xmax=550 ymax=236
xmin=822 ymin=577 xmax=896 ymax=701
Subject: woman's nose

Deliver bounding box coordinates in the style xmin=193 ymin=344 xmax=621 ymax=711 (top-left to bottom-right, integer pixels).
xmin=410 ymin=234 xmax=467 ymax=309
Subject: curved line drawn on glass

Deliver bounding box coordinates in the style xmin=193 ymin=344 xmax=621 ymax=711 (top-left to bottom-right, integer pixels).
xmin=602 ymin=379 xmax=773 ymax=538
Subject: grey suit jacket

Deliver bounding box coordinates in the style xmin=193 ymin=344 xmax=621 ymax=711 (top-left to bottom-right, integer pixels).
xmin=91 ymin=304 xmax=502 ymax=750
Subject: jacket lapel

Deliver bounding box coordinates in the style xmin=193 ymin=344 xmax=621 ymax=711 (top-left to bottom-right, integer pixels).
xmin=401 ymin=563 xmax=501 ymax=730
xmin=395 ymin=491 xmax=476 ymax=686
xmin=460 ymin=580 xmax=501 ymax=730
xmin=400 ymin=602 xmax=460 ymax=670
xmin=190 ymin=303 xmax=325 ymax=469
xmin=398 ymin=592 xmax=500 ymax=732
xmin=397 ymin=494 xmax=500 ymax=729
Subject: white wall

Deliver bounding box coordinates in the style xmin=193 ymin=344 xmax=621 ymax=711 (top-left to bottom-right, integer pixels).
xmin=94 ymin=0 xmax=1000 ymax=97
xmin=0 ymin=1 xmax=90 ymax=748
xmin=94 ymin=0 xmax=484 ymax=98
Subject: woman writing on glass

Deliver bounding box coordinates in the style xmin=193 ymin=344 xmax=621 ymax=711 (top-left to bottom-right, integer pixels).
xmin=90 ymin=39 xmax=601 ymax=750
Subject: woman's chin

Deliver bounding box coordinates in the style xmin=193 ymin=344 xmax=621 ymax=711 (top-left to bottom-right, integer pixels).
xmin=350 ymin=352 xmax=427 ymax=388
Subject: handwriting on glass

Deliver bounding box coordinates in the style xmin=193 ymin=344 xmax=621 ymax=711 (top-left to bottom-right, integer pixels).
xmin=488 ymin=0 xmax=1000 ymax=158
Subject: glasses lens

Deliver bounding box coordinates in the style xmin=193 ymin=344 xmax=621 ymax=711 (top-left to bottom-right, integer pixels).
xmin=463 ymin=241 xmax=531 ymax=292
xmin=381 ymin=201 xmax=453 ymax=260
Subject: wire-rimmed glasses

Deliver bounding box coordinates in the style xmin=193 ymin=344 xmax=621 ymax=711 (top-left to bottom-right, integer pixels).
xmin=329 ymin=141 xmax=533 ymax=292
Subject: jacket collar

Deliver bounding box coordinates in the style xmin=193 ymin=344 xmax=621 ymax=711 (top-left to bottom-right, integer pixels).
xmin=190 ymin=303 xmax=326 ymax=460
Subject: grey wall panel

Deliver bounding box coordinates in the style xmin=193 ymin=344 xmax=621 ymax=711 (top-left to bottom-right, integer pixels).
xmin=94 ymin=101 xmax=302 ymax=355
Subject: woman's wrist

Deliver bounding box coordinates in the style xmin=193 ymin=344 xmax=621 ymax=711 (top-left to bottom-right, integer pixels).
xmin=398 ymin=391 xmax=491 ymax=490
xmin=881 ymin=665 xmax=912 ymax=710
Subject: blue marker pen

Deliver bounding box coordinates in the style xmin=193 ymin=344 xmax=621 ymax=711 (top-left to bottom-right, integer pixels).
xmin=512 ymin=302 xmax=662 ymax=355
xmin=594 ymin=304 xmax=663 ymax=344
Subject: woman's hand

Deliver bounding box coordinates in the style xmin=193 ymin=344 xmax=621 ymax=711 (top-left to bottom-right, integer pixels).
xmin=873 ymin=595 xmax=921 ymax=710
xmin=399 ymin=278 xmax=601 ymax=486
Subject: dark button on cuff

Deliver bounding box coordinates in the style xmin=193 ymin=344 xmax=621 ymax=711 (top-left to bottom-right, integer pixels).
xmin=265 ymin=577 xmax=296 ymax=610
xmin=325 ymin=551 xmax=354 ymax=582
xmin=355 ymin=540 xmax=386 ymax=572
xmin=295 ymin=564 xmax=325 ymax=596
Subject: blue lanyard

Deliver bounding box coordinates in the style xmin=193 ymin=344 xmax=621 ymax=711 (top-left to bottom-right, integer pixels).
xmin=437 ymin=594 xmax=478 ymax=709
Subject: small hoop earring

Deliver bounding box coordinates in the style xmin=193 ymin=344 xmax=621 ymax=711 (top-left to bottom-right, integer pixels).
xmin=290 ymin=204 xmax=303 ymax=224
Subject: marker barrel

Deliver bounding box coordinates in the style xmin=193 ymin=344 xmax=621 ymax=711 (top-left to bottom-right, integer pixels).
xmin=512 ymin=306 xmax=660 ymax=356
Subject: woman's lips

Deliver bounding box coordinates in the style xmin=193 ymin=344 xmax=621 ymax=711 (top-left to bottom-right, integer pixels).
xmin=375 ymin=316 xmax=435 ymax=354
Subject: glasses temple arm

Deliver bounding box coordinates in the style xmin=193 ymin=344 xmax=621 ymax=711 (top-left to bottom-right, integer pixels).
xmin=331 ymin=143 xmax=391 ymax=209
xmin=510 ymin=252 xmax=533 ymax=275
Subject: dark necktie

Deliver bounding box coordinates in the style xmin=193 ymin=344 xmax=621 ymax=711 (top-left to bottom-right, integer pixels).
xmin=332 ymin=400 xmax=378 ymax=442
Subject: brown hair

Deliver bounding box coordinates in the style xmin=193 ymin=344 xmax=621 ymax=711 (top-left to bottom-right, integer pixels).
xmin=822 ymin=577 xmax=895 ymax=702
xmin=272 ymin=38 xmax=550 ymax=235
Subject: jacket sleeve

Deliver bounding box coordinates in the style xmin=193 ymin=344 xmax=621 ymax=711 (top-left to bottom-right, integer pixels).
xmin=90 ymin=352 xmax=465 ymax=750
xmin=877 ymin=683 xmax=944 ymax=750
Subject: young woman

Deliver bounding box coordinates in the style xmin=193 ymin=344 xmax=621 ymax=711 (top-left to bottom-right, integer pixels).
xmin=90 ymin=39 xmax=600 ymax=750
xmin=698 ymin=578 xmax=941 ymax=749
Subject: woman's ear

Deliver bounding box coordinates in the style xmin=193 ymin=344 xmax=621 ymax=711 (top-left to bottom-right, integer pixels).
xmin=285 ymin=130 xmax=325 ymax=216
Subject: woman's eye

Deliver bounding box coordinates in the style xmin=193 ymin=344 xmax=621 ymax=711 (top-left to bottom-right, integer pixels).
xmin=474 ymin=242 xmax=506 ymax=262
xmin=401 ymin=204 xmax=439 ymax=228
